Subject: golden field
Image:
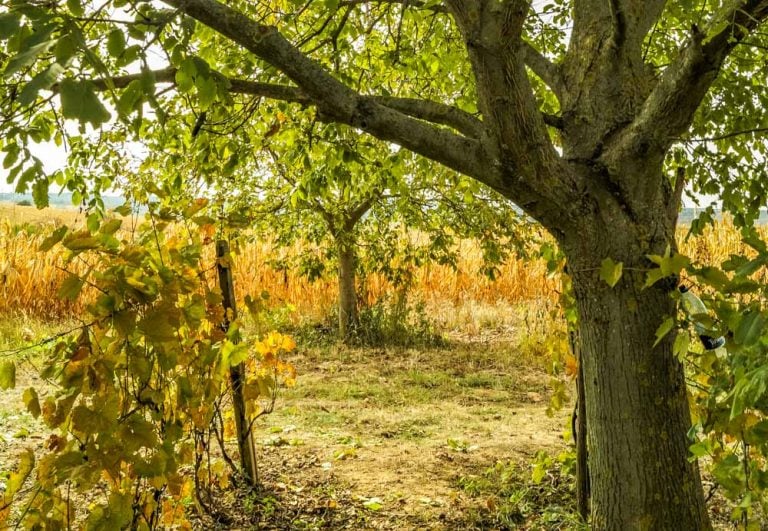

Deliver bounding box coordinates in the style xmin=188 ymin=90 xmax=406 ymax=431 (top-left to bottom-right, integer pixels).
xmin=0 ymin=202 xmax=760 ymax=327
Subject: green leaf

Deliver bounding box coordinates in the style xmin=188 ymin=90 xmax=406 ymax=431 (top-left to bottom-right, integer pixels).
xmin=3 ymin=40 xmax=55 ymax=78
xmin=67 ymin=0 xmax=85 ymax=16
xmin=644 ymin=267 xmax=665 ymax=289
xmin=730 ymin=367 xmax=768 ymax=418
xmin=32 ymin=177 xmax=49 ymax=208
xmin=654 ymin=317 xmax=675 ymax=347
xmin=62 ymin=232 xmax=101 ymax=251
xmin=734 ymin=256 xmax=766 ymax=278
xmin=734 ymin=310 xmax=765 ymax=346
xmin=55 ymin=35 xmax=77 ymax=64
xmin=15 ymin=164 xmax=41 ymax=194
xmin=23 ymin=388 xmax=41 ymax=418
xmin=5 ymin=448 xmax=34 ymax=499
xmin=746 ymin=420 xmax=768 ymax=445
xmin=0 ymin=360 xmax=16 ymax=390
xmin=59 ymin=79 xmax=111 ymax=127
xmin=673 ymin=332 xmax=690 ymax=359
xmin=58 ymin=275 xmax=85 ymax=301
xmin=599 ymin=257 xmax=623 ymax=288
xmin=138 ymin=309 xmax=177 ymax=342
xmin=112 ymin=203 xmax=133 ymax=216
xmin=711 ymin=453 xmax=745 ymax=496
xmin=362 ymin=497 xmax=383 ymax=511
xmin=695 ymin=266 xmax=729 ymax=290
xmin=196 ymin=75 xmax=217 ymax=110
xmin=18 ymin=63 xmax=64 ymax=106
xmin=106 ymin=29 xmax=126 ymax=57
xmin=116 ymin=79 xmax=143 ymax=116
xmin=99 ymin=218 xmax=123 ymax=235
xmin=39 ymin=225 xmax=68 ymax=251
xmin=222 ymin=341 xmax=249 ymax=367
xmin=0 ymin=11 xmax=21 ymax=40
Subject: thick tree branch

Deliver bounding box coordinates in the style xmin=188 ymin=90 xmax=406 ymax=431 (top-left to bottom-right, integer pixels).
xmin=79 ymin=67 xmax=485 ymax=138
xmin=446 ymin=0 xmax=578 ymax=231
xmin=367 ymin=96 xmax=482 ymax=138
xmin=603 ymin=0 xmax=768 ymax=199
xmin=601 ymin=0 xmax=768 ymax=217
xmin=521 ymin=41 xmax=564 ymax=98
xmin=339 ymin=0 xmax=448 ymax=12
xmin=161 ymin=0 xmax=492 ymax=184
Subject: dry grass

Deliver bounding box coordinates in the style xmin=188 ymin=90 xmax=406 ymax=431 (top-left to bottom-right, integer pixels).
xmin=0 ymin=205 xmax=763 ymax=328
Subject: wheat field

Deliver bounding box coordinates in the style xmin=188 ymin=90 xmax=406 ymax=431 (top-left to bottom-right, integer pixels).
xmin=0 ymin=204 xmax=761 ymax=328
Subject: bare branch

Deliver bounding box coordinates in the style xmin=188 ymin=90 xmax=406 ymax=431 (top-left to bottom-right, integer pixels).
xmin=681 ymin=127 xmax=768 ymax=143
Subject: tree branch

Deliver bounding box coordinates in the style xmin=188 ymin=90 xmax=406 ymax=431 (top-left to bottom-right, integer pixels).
xmin=339 ymin=0 xmax=448 ymax=12
xmin=445 ymin=0 xmax=577 ymax=231
xmin=366 ymin=95 xmax=483 ymax=138
xmin=681 ymin=127 xmax=768 ymax=143
xmin=603 ymin=0 xmax=768 ymax=196
xmin=345 ymin=195 xmax=377 ymax=230
xmin=521 ymin=41 xmax=564 ymax=98
xmin=161 ymin=0 xmax=492 ymax=183
xmin=78 ymin=67 xmax=486 ymax=138
xmin=613 ymin=0 xmax=768 ymax=158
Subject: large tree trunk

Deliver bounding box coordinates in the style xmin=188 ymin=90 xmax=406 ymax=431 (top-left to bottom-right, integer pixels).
xmin=337 ymin=240 xmax=358 ymax=340
xmin=562 ymin=217 xmax=710 ymax=530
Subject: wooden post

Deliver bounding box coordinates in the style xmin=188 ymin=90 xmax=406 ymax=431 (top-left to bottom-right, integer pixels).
xmin=216 ymin=240 xmax=259 ymax=487
xmin=570 ymin=329 xmax=590 ymax=521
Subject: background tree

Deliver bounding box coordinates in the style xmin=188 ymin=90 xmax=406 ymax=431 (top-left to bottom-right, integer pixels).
xmin=4 ymin=0 xmax=768 ymax=528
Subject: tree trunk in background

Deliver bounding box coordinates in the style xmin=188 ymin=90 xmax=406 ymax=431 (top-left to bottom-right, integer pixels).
xmin=337 ymin=240 xmax=358 ymax=341
xmin=562 ymin=220 xmax=710 ymax=530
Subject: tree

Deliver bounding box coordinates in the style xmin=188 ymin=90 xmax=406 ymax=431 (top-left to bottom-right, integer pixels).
xmin=120 ymin=100 xmax=528 ymax=342
xmin=4 ymin=0 xmax=768 ymax=528
xmin=221 ymin=123 xmax=527 ymax=342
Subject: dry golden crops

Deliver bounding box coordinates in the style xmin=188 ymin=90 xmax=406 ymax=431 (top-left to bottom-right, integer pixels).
xmin=0 ymin=208 xmax=764 ymax=323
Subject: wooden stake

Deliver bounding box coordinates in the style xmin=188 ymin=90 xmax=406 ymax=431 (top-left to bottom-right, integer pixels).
xmin=216 ymin=240 xmax=259 ymax=487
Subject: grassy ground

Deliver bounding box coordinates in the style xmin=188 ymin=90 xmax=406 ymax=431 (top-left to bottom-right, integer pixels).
xmin=253 ymin=339 xmax=573 ymax=528
xmin=0 ymin=311 xmax=582 ymax=530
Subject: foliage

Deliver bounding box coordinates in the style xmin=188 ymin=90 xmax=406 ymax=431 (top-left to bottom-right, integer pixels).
xmin=633 ymin=226 xmax=768 ymax=527
xmin=457 ymin=457 xmax=585 ymax=530
xmin=353 ymin=292 xmax=443 ymax=347
xmin=0 ymin=203 xmax=296 ymax=528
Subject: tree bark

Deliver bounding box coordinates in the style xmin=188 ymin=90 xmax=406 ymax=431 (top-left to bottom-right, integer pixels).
xmin=574 ymin=334 xmax=590 ymax=521
xmin=337 ymin=240 xmax=358 ymax=341
xmin=562 ymin=222 xmax=710 ymax=530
